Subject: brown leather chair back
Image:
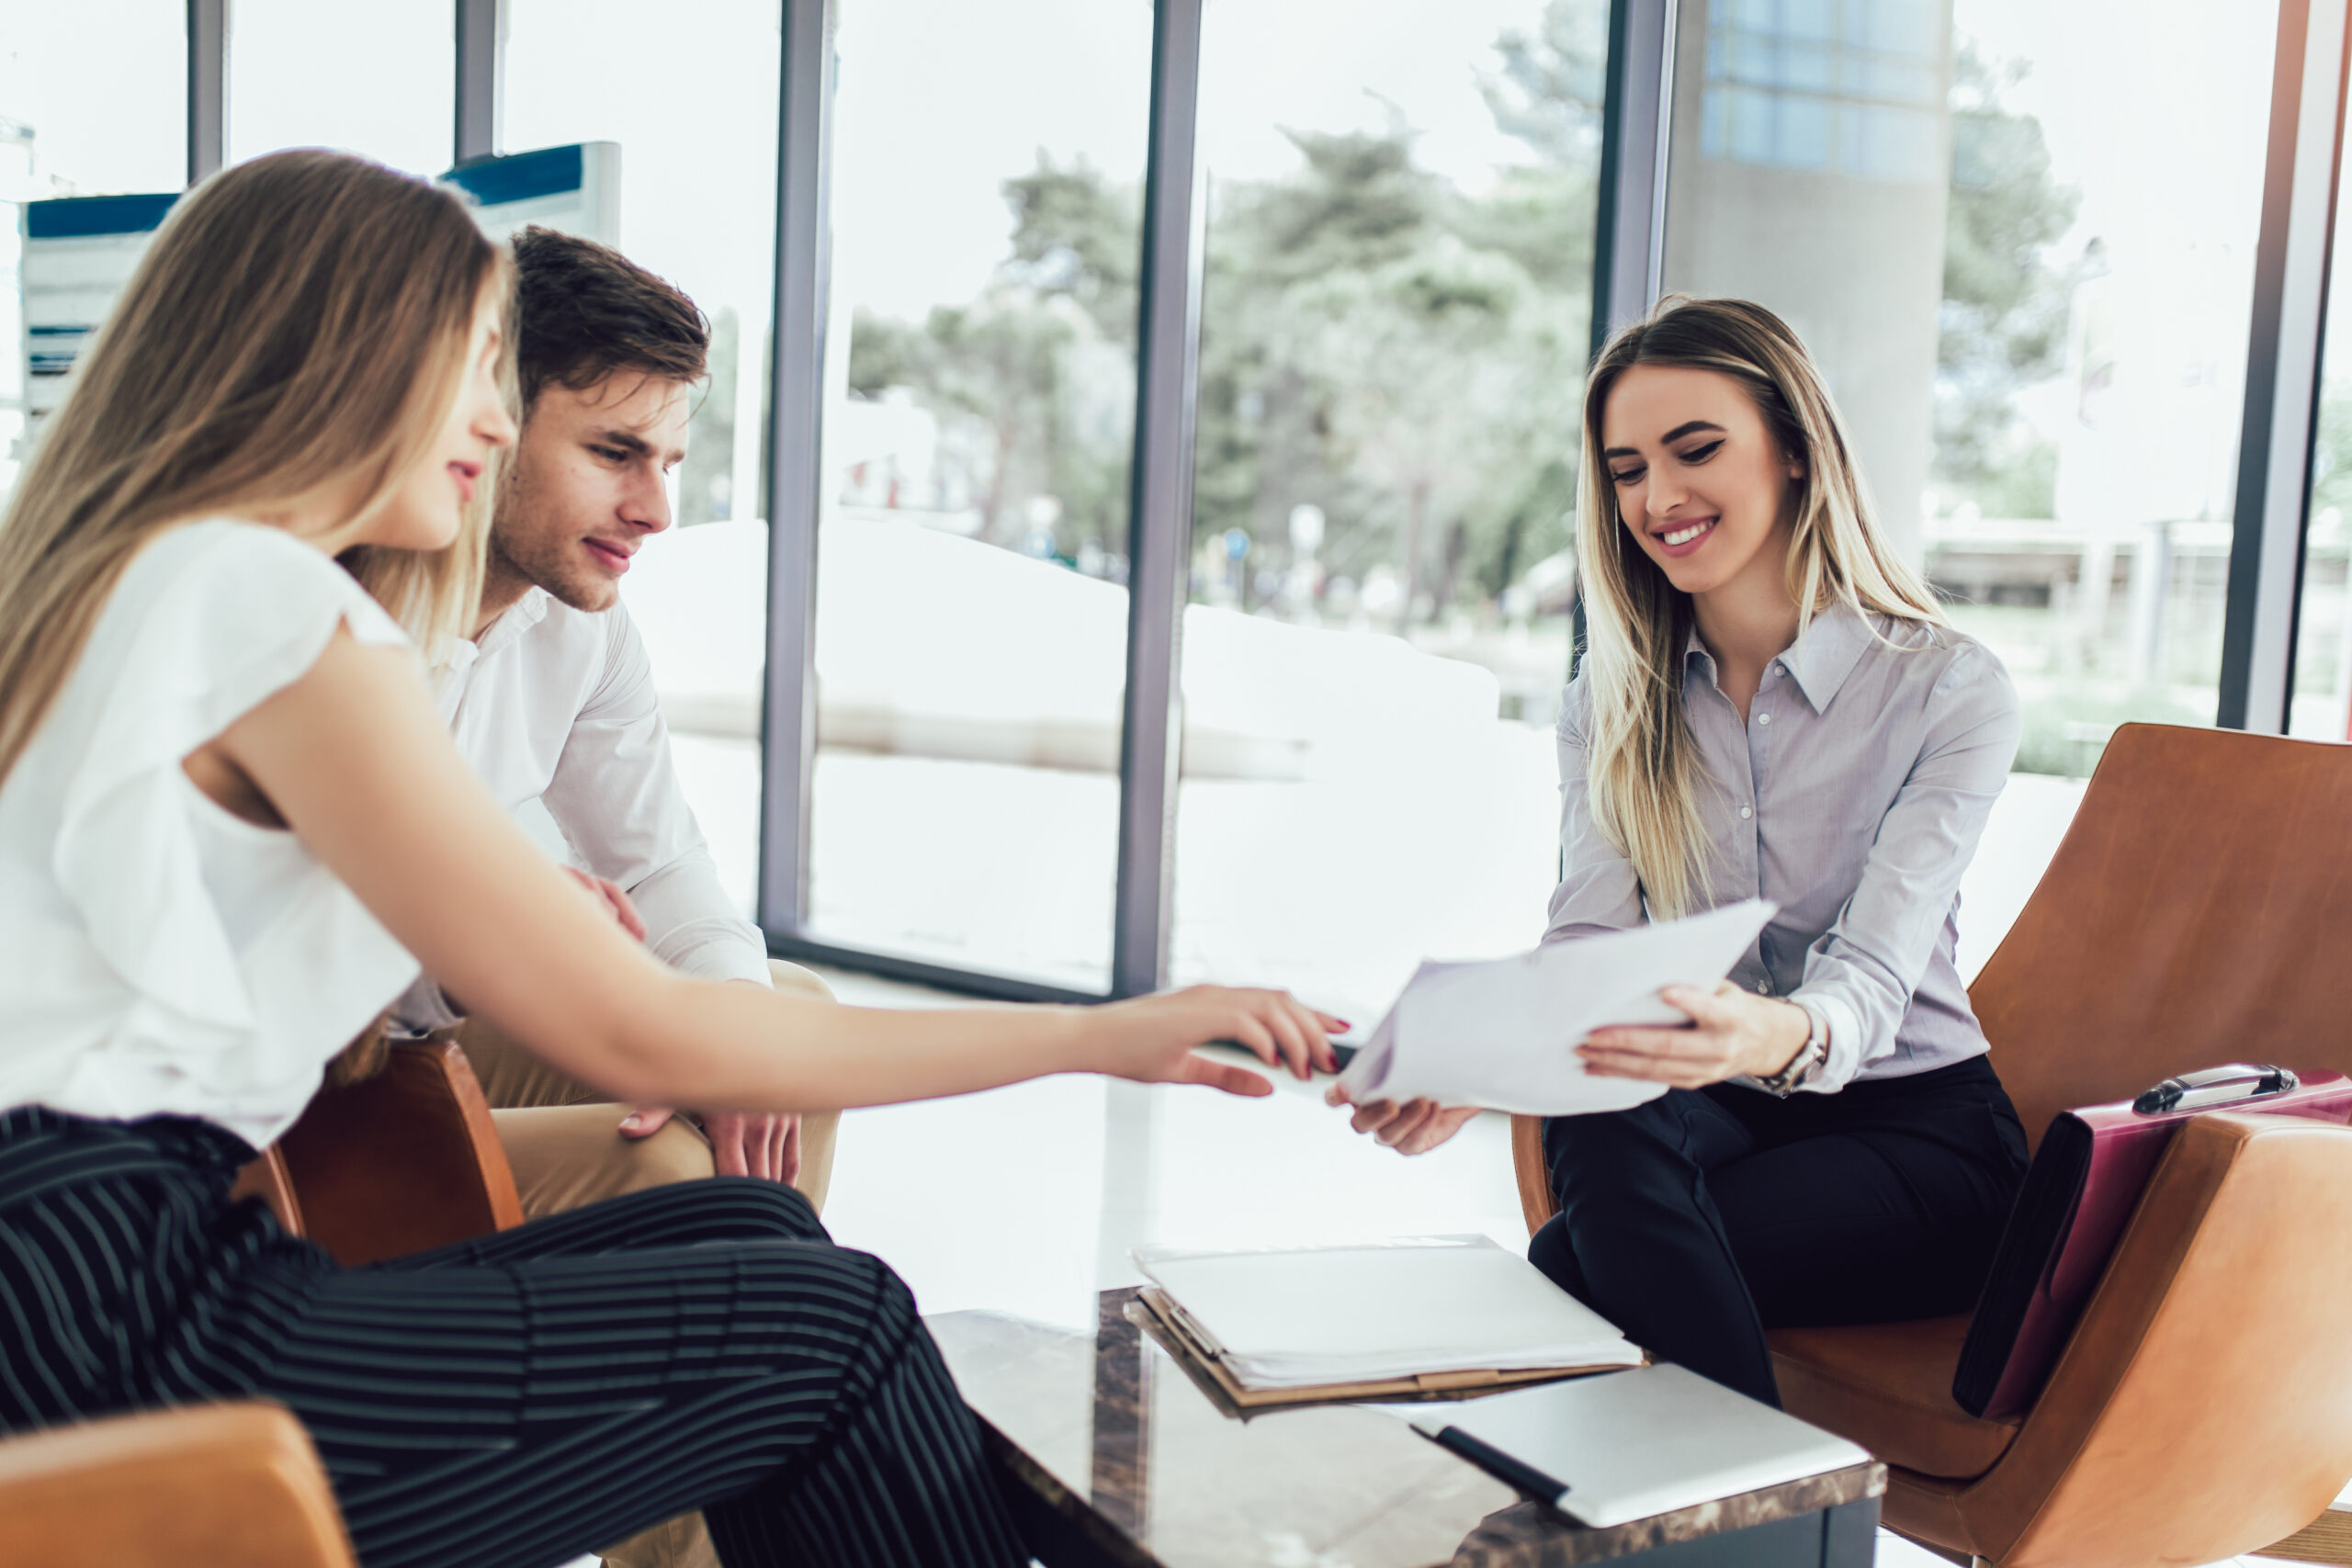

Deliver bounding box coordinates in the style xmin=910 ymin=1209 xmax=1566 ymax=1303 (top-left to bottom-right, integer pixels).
xmin=276 ymin=1040 xmax=523 ymax=1266
xmin=1970 ymin=723 xmax=2352 ymax=1152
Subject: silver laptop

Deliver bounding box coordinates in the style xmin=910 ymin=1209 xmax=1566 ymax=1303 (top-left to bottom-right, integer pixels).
xmin=1377 ymin=1362 xmax=1871 ymax=1529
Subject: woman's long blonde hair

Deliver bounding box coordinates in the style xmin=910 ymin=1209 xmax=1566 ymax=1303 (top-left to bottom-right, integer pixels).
xmin=0 ymin=149 xmax=507 ymax=786
xmin=1576 ymin=297 xmax=1946 ymax=919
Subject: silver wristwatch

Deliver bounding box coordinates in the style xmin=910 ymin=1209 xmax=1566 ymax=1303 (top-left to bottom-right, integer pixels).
xmin=1757 ymin=1003 xmax=1829 ymax=1098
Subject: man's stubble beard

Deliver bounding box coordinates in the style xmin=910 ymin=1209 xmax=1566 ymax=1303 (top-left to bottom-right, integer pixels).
xmin=489 ymin=470 xmax=616 ymax=616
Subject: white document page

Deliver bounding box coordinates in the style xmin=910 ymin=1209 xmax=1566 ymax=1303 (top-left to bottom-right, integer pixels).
xmin=1133 ymin=1236 xmax=1641 ymax=1390
xmin=1334 ymin=899 xmax=1776 ymax=1117
xmin=1374 ymin=1363 xmax=1870 ymax=1528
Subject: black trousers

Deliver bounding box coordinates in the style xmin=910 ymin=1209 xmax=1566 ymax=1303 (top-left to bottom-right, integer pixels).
xmin=1531 ymin=1056 xmax=2029 ymax=1406
xmin=0 ymin=1107 xmax=1026 ymax=1568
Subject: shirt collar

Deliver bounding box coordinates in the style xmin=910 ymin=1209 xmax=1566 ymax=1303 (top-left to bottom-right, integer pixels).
xmin=1681 ymin=600 xmax=1873 ymax=714
xmin=1775 ymin=602 xmax=1873 ymax=712
xmin=471 ymin=586 xmax=552 ymax=661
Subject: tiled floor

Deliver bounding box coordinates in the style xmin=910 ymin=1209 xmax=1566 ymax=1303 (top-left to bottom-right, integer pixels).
xmin=809 ymin=965 xmax=2340 ymax=1568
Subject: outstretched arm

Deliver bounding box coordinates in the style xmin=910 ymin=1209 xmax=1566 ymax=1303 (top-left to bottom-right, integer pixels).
xmin=220 ymin=626 xmax=1336 ymax=1111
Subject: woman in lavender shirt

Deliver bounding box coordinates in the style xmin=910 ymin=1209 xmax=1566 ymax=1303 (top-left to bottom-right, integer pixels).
xmin=1340 ymin=298 xmax=2030 ymax=1406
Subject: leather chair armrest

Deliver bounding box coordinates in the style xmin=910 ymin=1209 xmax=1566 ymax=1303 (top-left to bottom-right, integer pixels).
xmin=277 ymin=1039 xmax=524 ymax=1266
xmin=1510 ymin=1113 xmax=1554 ymax=1237
xmin=1947 ymin=1111 xmax=2352 ymax=1567
xmin=231 ymin=1145 xmax=307 ymax=1235
xmin=0 ymin=1403 xmax=355 ymax=1568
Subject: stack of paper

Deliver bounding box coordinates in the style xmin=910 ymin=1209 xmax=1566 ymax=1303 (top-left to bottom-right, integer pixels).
xmin=1334 ymin=899 xmax=1777 ymax=1117
xmin=1132 ymin=1235 xmax=1642 ymax=1394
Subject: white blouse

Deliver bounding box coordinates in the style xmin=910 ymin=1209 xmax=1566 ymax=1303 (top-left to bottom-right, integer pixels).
xmin=0 ymin=520 xmax=422 ymax=1148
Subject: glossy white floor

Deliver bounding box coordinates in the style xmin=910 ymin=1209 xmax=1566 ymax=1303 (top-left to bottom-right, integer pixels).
xmin=806 ymin=963 xmax=2336 ymax=1568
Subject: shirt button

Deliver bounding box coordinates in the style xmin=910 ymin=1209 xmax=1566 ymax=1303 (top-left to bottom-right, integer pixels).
xmin=1758 ymin=977 xmax=1774 ymax=995
xmin=1739 ymin=805 xmax=1753 ymax=819
xmin=1757 ymin=712 xmax=1771 ymax=725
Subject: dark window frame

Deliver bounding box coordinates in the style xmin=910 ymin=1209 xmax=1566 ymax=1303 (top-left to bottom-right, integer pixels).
xmin=160 ymin=0 xmax=2352 ymax=1000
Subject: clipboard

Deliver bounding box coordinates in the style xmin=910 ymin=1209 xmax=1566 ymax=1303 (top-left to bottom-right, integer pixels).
xmin=1133 ymin=1287 xmax=1638 ymax=1411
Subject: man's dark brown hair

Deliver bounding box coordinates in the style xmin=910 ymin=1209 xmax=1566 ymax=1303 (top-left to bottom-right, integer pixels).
xmin=511 ymin=225 xmax=708 ymax=411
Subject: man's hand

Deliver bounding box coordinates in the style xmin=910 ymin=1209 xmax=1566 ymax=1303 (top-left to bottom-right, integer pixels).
xmin=560 ymin=865 xmax=646 ymax=941
xmin=618 ymin=1107 xmax=803 ymax=1185
xmin=608 ymin=974 xmax=803 ymax=1184
xmin=1576 ymin=980 xmax=1812 ymax=1089
xmin=702 ymin=1111 xmax=801 ymax=1184
xmin=1324 ymin=1084 xmax=1481 ymax=1155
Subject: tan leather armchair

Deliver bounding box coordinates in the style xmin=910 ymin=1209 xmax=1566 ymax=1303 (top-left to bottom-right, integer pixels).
xmin=1512 ymin=723 xmax=2352 ymax=1566
xmin=0 ymin=1402 xmax=356 ymax=1568
xmin=2 ymin=1042 xmax=525 ymax=1562
xmin=266 ymin=1037 xmax=524 ymax=1265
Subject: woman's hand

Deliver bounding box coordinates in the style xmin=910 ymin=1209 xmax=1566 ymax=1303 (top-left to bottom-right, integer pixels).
xmin=1092 ymin=986 xmax=1344 ymax=1097
xmin=1325 ymin=1084 xmax=1480 ymax=1155
xmin=1577 ymin=980 xmax=1811 ymax=1089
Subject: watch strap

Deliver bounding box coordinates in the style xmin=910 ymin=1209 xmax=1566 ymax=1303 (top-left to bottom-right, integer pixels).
xmin=1758 ymin=1003 xmax=1829 ymax=1097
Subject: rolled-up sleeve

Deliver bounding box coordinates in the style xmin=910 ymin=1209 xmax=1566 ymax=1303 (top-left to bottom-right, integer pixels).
xmin=1543 ymin=681 xmax=1649 ymax=943
xmin=1789 ymin=645 xmax=2019 ymax=1091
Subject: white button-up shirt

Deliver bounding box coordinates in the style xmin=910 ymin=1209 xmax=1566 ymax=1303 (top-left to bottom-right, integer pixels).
xmin=1545 ymin=604 xmax=2021 ymax=1093
xmin=391 ymin=589 xmax=769 ymax=1032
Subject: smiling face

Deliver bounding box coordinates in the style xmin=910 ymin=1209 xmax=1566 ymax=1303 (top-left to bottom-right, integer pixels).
xmin=1600 ymin=363 xmax=1804 ymax=602
xmin=484 ymin=371 xmax=695 ymax=624
xmin=368 ymin=285 xmax=515 ymax=552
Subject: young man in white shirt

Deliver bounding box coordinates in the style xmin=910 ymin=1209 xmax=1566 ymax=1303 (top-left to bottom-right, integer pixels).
xmin=395 ymin=226 xmax=836 ymax=1221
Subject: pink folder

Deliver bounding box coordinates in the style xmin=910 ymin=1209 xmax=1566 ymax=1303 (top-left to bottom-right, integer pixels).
xmin=1953 ymin=1065 xmax=2352 ymax=1420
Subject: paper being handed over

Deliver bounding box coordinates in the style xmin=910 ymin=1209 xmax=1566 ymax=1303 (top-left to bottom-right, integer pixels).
xmin=1334 ymin=899 xmax=1776 ymax=1117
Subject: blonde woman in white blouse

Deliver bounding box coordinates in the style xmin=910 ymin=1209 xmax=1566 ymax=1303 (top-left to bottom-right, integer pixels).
xmin=0 ymin=151 xmax=1335 ymax=1568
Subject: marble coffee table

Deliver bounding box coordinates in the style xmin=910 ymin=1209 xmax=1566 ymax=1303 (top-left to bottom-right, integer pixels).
xmin=927 ymin=1286 xmax=1884 ymax=1568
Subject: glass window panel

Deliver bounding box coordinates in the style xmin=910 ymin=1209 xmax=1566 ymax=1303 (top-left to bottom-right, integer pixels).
xmin=503 ymin=0 xmax=783 ymax=920
xmin=1779 ymin=90 xmax=1833 ymax=166
xmin=1817 ymin=43 xmax=1853 ymax=91
xmin=0 ymin=3 xmax=183 ymax=193
xmin=226 ymin=0 xmax=451 ymax=175
xmin=1784 ymin=0 xmax=1838 ymax=43
xmin=2289 ymin=142 xmax=2352 ymax=742
xmin=1715 ymin=34 xmax=1747 ymax=85
xmin=1665 ymin=0 xmax=2278 ymax=972
xmin=1847 ymin=102 xmax=1938 ymax=180
xmin=1786 ymin=40 xmax=1837 ymax=91
xmin=1169 ymin=0 xmax=1610 ymax=1019
xmin=0 ymin=0 xmax=183 ymax=502
xmin=806 ymin=0 xmax=1153 ymax=989
xmin=1868 ymin=0 xmax=1945 ymax=57
xmin=1851 ymin=52 xmax=1937 ymax=103
xmin=1732 ymin=85 xmax=1780 ymax=162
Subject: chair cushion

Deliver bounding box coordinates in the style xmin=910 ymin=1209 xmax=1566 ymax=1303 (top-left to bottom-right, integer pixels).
xmin=1769 ymin=1315 xmax=2021 ymax=1481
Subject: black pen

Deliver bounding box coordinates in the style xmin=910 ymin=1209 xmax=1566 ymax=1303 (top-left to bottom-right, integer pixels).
xmin=1412 ymin=1417 xmax=1573 ymax=1510
xmin=1204 ymin=1039 xmax=1358 ymax=1072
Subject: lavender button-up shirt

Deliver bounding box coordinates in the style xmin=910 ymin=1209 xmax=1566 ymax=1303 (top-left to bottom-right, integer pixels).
xmin=1545 ymin=604 xmax=2021 ymax=1093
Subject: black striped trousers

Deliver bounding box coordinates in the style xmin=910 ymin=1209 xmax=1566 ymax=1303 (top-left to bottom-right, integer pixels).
xmin=0 ymin=1107 xmax=1027 ymax=1568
